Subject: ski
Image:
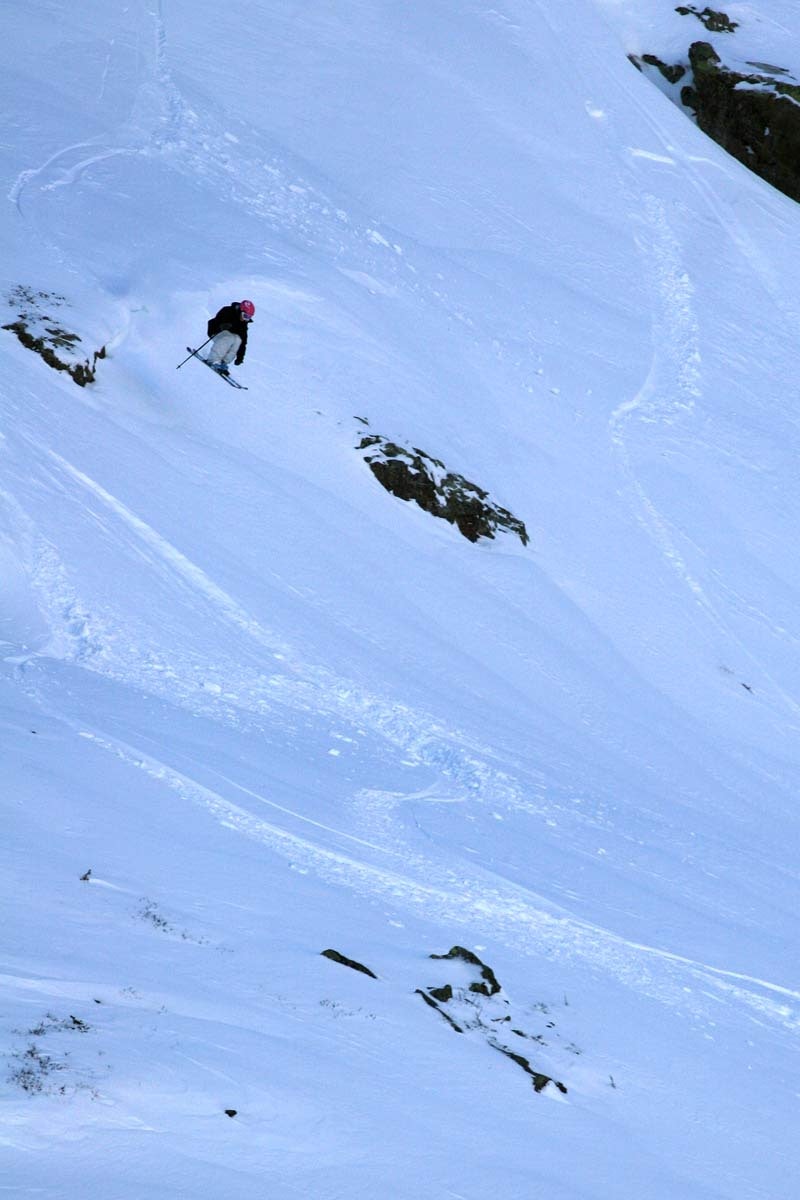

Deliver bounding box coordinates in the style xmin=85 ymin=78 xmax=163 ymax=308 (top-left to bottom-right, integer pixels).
xmin=185 ymin=347 xmax=248 ymax=389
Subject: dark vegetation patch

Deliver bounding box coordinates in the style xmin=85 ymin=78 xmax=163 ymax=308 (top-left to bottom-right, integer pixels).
xmin=8 ymin=1012 xmax=97 ymax=1097
xmin=26 ymin=1013 xmax=91 ymax=1037
xmin=357 ymin=425 xmax=528 ymax=547
xmin=139 ymin=899 xmax=173 ymax=932
xmin=9 ymin=1041 xmax=68 ymax=1094
xmin=136 ymin=898 xmax=208 ymax=944
xmin=2 ymin=286 xmax=105 ymax=386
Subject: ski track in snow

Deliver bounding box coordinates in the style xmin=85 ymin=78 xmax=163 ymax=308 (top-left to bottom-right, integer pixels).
xmin=596 ymin=70 xmax=711 ymax=614
xmin=606 ymin=95 xmax=800 ymax=725
xmin=606 ymin=187 xmax=757 ymax=675
xmin=8 ymin=3 xmax=183 ymax=211
xmin=3 ymin=10 xmax=799 ymax=1167
xmin=4 ymin=0 xmax=499 ymax=354
xmin=10 ymin=449 xmax=799 ymax=1036
xmin=8 ymin=144 xmax=134 ymax=213
xmin=7 ymin=445 xmax=547 ymax=833
xmin=66 ymin=726 xmax=800 ymax=1037
xmin=45 ymin=449 xmax=292 ymax=659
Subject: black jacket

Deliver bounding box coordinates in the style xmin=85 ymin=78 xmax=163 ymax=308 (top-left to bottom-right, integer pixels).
xmin=207 ymin=303 xmax=250 ymax=364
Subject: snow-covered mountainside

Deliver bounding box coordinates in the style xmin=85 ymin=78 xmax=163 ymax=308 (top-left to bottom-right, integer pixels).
xmin=2 ymin=2 xmax=798 ymax=1196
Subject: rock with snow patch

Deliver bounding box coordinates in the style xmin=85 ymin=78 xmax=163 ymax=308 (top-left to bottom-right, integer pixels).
xmin=357 ymin=432 xmax=528 ymax=546
xmin=417 ymin=946 xmax=569 ymax=1096
xmin=680 ymin=43 xmax=800 ymax=203
xmin=675 ymin=6 xmax=738 ymax=34
xmin=2 ymin=286 xmax=105 ymax=387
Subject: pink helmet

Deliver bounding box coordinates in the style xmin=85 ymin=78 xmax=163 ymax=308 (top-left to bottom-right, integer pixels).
xmin=240 ymin=299 xmax=255 ymax=320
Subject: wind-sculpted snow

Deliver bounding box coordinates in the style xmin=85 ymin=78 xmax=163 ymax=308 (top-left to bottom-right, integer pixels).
xmin=78 ymin=723 xmax=799 ymax=1032
xmin=2 ymin=2 xmax=800 ymax=1198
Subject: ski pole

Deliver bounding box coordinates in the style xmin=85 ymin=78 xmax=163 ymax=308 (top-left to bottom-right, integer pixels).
xmin=176 ymin=337 xmax=213 ymax=369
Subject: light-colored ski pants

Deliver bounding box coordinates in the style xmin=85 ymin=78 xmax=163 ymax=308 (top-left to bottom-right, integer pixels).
xmin=207 ymin=330 xmax=241 ymax=365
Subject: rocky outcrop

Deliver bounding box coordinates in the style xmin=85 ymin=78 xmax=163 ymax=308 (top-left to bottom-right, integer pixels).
xmin=631 ymin=20 xmax=800 ymax=208
xmin=357 ymin=428 xmax=529 ymax=547
xmin=2 ymin=286 xmax=105 ymax=386
xmin=430 ymin=945 xmax=501 ymax=996
xmin=681 ymin=44 xmax=800 ymax=203
xmin=630 ymin=53 xmax=686 ymax=85
xmin=320 ymin=948 xmax=378 ymax=979
xmin=315 ymin=939 xmax=584 ymax=1099
xmin=417 ymin=946 xmax=569 ymax=1096
xmin=675 ymin=6 xmax=738 ymax=34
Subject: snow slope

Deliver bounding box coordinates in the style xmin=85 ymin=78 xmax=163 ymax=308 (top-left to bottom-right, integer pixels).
xmin=1 ymin=1 xmax=799 ymax=1196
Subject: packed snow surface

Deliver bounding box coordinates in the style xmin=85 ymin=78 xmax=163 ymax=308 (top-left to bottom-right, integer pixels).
xmin=2 ymin=2 xmax=799 ymax=1196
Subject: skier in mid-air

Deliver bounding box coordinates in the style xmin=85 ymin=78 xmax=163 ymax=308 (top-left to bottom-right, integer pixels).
xmin=205 ymin=299 xmax=255 ymax=375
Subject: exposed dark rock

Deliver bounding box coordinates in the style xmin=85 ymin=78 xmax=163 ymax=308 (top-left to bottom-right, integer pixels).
xmin=644 ymin=54 xmax=686 ymax=84
xmin=2 ymin=287 xmax=105 ymax=386
xmin=357 ymin=431 xmax=528 ymax=546
xmin=681 ymin=42 xmax=800 ymax=203
xmin=224 ymin=1109 xmax=237 ymax=1118
xmin=629 ymin=53 xmax=686 ymax=85
xmin=418 ymin=947 xmax=570 ymax=1097
xmin=489 ymin=1040 xmax=568 ymax=1094
xmin=675 ymin=5 xmax=738 ymax=33
xmin=415 ymin=989 xmax=464 ymax=1032
xmin=430 ymin=945 xmax=501 ymax=996
xmin=747 ymin=61 xmax=791 ymax=76
xmin=320 ymin=948 xmax=378 ymax=979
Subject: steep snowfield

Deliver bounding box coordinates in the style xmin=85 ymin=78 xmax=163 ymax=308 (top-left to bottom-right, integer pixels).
xmin=2 ymin=2 xmax=799 ymax=1196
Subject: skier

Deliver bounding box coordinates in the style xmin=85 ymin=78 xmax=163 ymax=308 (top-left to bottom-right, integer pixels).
xmin=205 ymin=299 xmax=255 ymax=375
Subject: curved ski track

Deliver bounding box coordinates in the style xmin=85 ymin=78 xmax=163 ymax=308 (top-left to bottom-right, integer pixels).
xmin=6 ymin=444 xmax=795 ymax=1042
